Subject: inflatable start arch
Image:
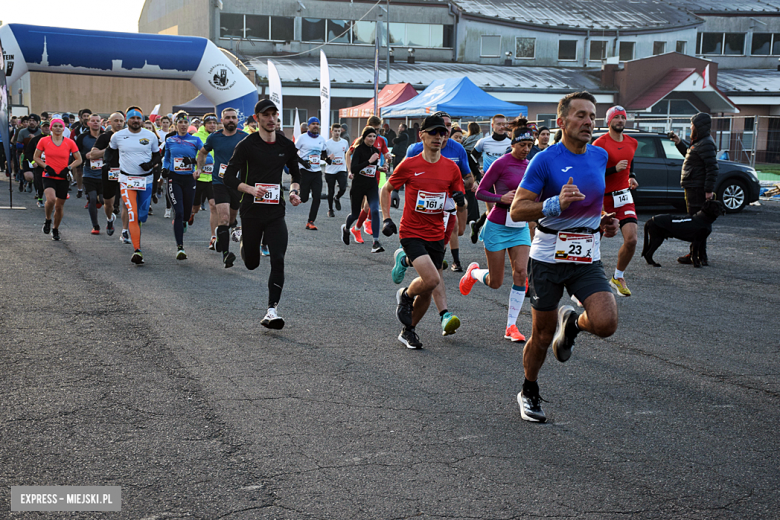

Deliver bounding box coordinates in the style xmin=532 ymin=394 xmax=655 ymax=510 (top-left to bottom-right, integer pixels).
xmin=0 ymin=24 xmax=258 ymax=124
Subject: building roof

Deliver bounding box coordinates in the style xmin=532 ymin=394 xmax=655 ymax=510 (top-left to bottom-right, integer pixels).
xmin=717 ymin=69 xmax=780 ymax=94
xmin=626 ymin=68 xmax=697 ymax=109
xmin=676 ymin=0 xmax=780 ymax=13
xmin=249 ymin=57 xmax=603 ymax=92
xmin=451 ymin=0 xmax=702 ymax=30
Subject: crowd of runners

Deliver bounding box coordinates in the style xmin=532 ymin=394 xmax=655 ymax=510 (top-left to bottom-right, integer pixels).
xmin=5 ymin=90 xmax=647 ymax=423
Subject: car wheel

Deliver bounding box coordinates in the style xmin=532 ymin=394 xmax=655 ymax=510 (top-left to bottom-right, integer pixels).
xmin=718 ymin=179 xmax=747 ymax=213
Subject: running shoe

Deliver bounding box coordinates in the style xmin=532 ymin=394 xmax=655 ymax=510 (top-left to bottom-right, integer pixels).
xmin=106 ymin=217 xmax=115 ymax=236
xmin=26 ymin=183 xmax=33 ymax=193
xmin=504 ymin=325 xmax=526 ymax=342
xmin=42 ymin=219 xmax=52 ymax=235
xmin=176 ymin=248 xmax=187 ymax=260
xmin=208 ymin=236 xmax=217 ymax=250
xmin=260 ymin=244 xmax=270 ymax=257
xmin=396 ymin=287 xmax=415 ymax=327
xmin=470 ymin=220 xmax=480 ymax=244
xmin=610 ymin=277 xmax=632 ymax=297
xmin=350 ymin=226 xmax=364 ymax=244
xmin=391 ymin=248 xmax=408 ymax=284
xmin=450 ymin=262 xmax=463 ymax=273
xmin=84 ymin=202 xmax=89 ymax=209
xmin=334 ymin=197 xmax=341 ymax=211
xmin=18 ymin=182 xmax=24 ymax=192
xmin=398 ymin=326 xmax=422 ymax=349
xmin=37 ymin=199 xmax=44 ymax=208
xmin=341 ymin=224 xmax=350 ymax=245
xmin=327 ymin=209 xmax=335 ymax=218
xmin=459 ymin=262 xmax=480 ymax=296
xmin=164 ymin=208 xmax=171 ymax=218
xmin=51 ymin=228 xmax=60 ymax=241
xmin=518 ymin=386 xmax=546 ymax=423
xmin=364 ymin=219 xmax=373 ymax=236
xmin=551 ymin=305 xmax=578 ymax=363
xmin=148 ymin=206 xmax=154 ymax=216
xmin=120 ymin=230 xmax=131 ymax=244
xmin=188 ymin=214 xmax=194 ymax=226
xmin=442 ymin=259 xmax=448 ymax=270
xmin=131 ymin=250 xmax=144 ymax=265
xmin=223 ymin=251 xmax=236 ymax=269
xmin=91 ymin=226 xmax=100 ymax=235
xmin=232 ymin=226 xmax=242 ymax=243
xmin=77 ymin=189 xmax=83 ymax=198
xmin=261 ymin=307 xmax=285 ymax=329
xmin=441 ymin=312 xmax=461 ymax=336
xmin=677 ymin=254 xmax=693 ymax=265
xmin=305 ymin=221 xmax=318 ymax=230
xmin=371 ymin=240 xmax=385 ymax=253
xmin=96 ymin=202 xmax=103 ymax=209
xmin=570 ymin=294 xmax=583 ymax=308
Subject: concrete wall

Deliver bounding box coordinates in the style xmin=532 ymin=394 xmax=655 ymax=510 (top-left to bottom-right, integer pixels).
xmin=29 ymin=72 xmax=200 ymax=116
xmin=695 ymin=15 xmax=780 ymax=69
xmin=139 ymin=0 xmax=211 ymax=38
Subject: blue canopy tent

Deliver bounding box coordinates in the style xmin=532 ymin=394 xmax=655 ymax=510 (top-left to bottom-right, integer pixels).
xmin=380 ymin=77 xmax=527 ymax=119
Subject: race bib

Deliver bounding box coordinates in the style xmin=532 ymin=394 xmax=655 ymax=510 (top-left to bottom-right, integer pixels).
xmin=415 ymin=191 xmax=446 ymax=214
xmin=125 ymin=176 xmax=147 ymax=191
xmin=612 ymin=188 xmax=633 ymax=208
xmin=108 ymin=168 xmax=120 ymax=181
xmin=218 ymin=163 xmax=227 ymax=178
xmin=202 ymin=164 xmax=213 ymax=174
xmin=173 ymin=157 xmax=190 ymax=172
xmin=308 ymin=154 xmax=320 ymax=166
xmin=333 ymin=156 xmax=344 ymax=166
xmin=505 ymin=210 xmax=527 ymax=229
xmin=254 ymin=183 xmax=281 ymax=204
xmin=554 ymin=232 xmax=594 ymax=264
xmin=359 ymin=165 xmax=376 ymax=178
xmin=41 ymin=152 xmax=46 ymax=162
xmin=90 ymin=158 xmax=104 ymax=170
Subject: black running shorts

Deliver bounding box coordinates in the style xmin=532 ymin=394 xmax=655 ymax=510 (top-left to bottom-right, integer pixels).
xmin=43 ymin=177 xmax=69 ymax=200
xmin=528 ymin=259 xmax=611 ymax=312
xmin=213 ymin=183 xmax=240 ymax=210
xmin=400 ymin=237 xmax=445 ymax=270
xmin=194 ymin=180 xmax=214 ymax=205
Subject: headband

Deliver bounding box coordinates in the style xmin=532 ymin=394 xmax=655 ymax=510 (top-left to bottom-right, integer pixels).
xmin=127 ymin=109 xmax=144 ymax=119
xmin=203 ymin=115 xmax=218 ymax=123
xmin=50 ymin=118 xmax=65 ymax=128
xmin=606 ymin=105 xmax=627 ymax=125
xmin=511 ymin=132 xmax=534 ymax=144
xmin=175 ymin=113 xmax=189 ymax=122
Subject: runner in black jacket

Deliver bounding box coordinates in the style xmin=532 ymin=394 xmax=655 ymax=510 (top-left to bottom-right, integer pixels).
xmin=341 ymin=126 xmax=384 ymax=253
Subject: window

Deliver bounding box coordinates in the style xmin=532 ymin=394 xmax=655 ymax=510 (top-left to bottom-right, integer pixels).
xmin=619 ymin=41 xmax=635 ymax=61
xmin=698 ymin=32 xmax=746 ymax=55
xmin=515 ymin=37 xmax=535 ymax=59
xmin=353 ymin=21 xmax=376 ymax=44
xmin=558 ymin=40 xmax=577 ymax=61
xmin=430 ymin=25 xmax=444 ymax=48
xmin=653 ymin=41 xmax=666 ymax=55
xmin=481 ymin=35 xmax=501 ymax=57
xmin=327 ymin=20 xmax=351 ymax=43
xmin=302 ymin=18 xmax=326 ymax=42
xmin=635 ymin=137 xmax=661 ymax=158
xmin=442 ymin=26 xmax=455 ymax=48
xmin=660 ymin=138 xmax=684 ymax=160
xmin=387 ymin=22 xmax=405 ymax=46
xmin=407 ymin=24 xmax=431 ymax=47
xmin=589 ymin=41 xmax=607 ymax=61
xmin=271 ymin=16 xmax=294 ymax=41
xmin=536 ymin=113 xmax=557 ymax=128
xmin=676 ymin=40 xmax=687 ymax=54
xmin=220 ymin=13 xmax=244 ymax=39
xmin=245 ymin=15 xmax=269 ymax=40
xmin=751 ymin=33 xmax=780 ymax=55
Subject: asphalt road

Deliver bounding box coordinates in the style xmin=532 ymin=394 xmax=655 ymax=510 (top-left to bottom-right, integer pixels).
xmin=2 ymin=178 xmax=779 ymax=519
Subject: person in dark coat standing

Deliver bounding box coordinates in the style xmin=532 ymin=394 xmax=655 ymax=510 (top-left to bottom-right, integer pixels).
xmin=668 ymin=112 xmax=719 ymax=264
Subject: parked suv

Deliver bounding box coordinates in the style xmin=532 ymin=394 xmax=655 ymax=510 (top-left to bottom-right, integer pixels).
xmin=591 ymin=130 xmax=760 ymax=213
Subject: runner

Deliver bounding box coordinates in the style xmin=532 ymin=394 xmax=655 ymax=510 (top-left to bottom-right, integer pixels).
xmin=471 ymin=114 xmax=511 ymax=242
xmin=75 ymin=114 xmax=105 ymax=234
xmin=380 ymin=114 xmax=467 ymax=349
xmin=528 ymin=126 xmax=551 ymax=160
xmin=295 ymin=117 xmax=329 ymax=230
xmin=26 ymin=120 xmax=49 ymax=207
xmin=199 ymin=107 xmax=246 ymax=268
xmin=324 ymin=123 xmax=348 ymax=217
xmin=157 ymin=116 xmax=175 ymax=218
xmin=445 ymin=126 xmax=467 ymax=271
xmin=592 ymin=106 xmax=639 ymax=296
xmin=340 ymin=126 xmax=384 ymax=253
xmin=221 ymin=99 xmax=302 ymax=329
xmin=34 ymin=118 xmax=83 ymax=241
xmin=163 ymin=111 xmax=202 ymax=260
xmin=459 ymin=118 xmax=535 ymax=343
xmin=142 ymin=120 xmax=163 ymax=215
xmin=191 ymin=113 xmax=218 ymax=249
xmin=91 ymin=112 xmax=126 ymax=238
xmin=17 ymin=115 xmax=43 ymax=202
xmin=107 ymin=106 xmax=161 ymax=264
xmin=509 ymin=91 xmax=619 ymax=422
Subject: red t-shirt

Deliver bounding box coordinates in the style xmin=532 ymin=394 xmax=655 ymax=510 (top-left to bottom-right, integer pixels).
xmin=592 ymin=133 xmax=637 ymax=194
xmin=388 ymin=154 xmax=465 ymax=242
xmin=37 ymin=136 xmax=79 ymax=179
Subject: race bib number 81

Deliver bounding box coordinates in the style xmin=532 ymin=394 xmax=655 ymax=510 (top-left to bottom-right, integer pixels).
xmin=254 ymin=183 xmax=281 ymax=204
xmin=554 ymin=232 xmax=593 ymax=264
xmin=415 ymin=191 xmax=446 ymax=214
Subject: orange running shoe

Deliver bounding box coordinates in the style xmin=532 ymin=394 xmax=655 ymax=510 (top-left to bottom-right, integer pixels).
xmin=504 ymin=325 xmax=526 ymax=342
xmin=351 ymin=226 xmax=364 ymax=244
xmin=364 ymin=218 xmax=372 ymax=236
xmin=305 ymin=221 xmax=318 ymax=230
xmin=459 ymin=262 xmax=480 ymax=296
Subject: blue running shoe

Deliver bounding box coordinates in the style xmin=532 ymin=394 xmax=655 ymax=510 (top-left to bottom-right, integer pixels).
xmin=441 ymin=312 xmax=460 ymax=336
xmin=392 ymin=248 xmax=407 ymax=284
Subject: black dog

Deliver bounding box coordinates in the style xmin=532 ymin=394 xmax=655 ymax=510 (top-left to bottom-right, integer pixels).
xmin=641 ymin=199 xmax=727 ymax=268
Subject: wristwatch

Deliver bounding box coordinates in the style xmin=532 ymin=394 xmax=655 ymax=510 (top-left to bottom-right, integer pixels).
xmin=290 ymin=189 xmax=300 ymax=195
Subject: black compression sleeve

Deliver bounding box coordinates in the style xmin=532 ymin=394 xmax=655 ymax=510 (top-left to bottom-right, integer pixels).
xmin=606 ymin=166 xmax=617 ymax=176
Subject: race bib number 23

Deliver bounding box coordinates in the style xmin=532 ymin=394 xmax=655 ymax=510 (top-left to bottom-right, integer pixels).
xmin=554 ymin=232 xmax=593 ymax=264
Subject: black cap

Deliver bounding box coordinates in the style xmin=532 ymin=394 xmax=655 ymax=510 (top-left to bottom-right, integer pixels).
xmin=29 ymin=114 xmax=41 ymax=122
xmin=254 ymin=99 xmax=278 ymax=114
xmin=420 ymin=114 xmax=447 ymax=132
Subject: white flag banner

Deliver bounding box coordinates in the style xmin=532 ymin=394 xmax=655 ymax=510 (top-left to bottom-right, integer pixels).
xmin=702 ymin=64 xmax=710 ymax=89
xmin=268 ymin=60 xmax=283 ymax=129
xmin=293 ymin=108 xmax=301 ymax=142
xmin=320 ymin=50 xmax=330 ymax=133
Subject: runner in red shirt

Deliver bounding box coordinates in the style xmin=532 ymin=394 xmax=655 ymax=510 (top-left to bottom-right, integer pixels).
xmin=592 ymin=105 xmax=639 ymax=297
xmin=34 ymin=118 xmax=82 ymax=241
xmin=380 ymin=114 xmax=466 ymax=349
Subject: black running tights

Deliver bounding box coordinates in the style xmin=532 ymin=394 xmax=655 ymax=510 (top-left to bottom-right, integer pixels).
xmin=240 ymin=216 xmax=288 ymax=308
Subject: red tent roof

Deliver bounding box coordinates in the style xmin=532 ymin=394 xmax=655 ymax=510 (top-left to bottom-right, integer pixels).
xmin=339 ymin=83 xmax=418 ymax=118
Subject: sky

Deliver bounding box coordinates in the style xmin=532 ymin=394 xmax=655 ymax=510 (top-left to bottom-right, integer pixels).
xmin=1 ymin=0 xmax=146 ymax=33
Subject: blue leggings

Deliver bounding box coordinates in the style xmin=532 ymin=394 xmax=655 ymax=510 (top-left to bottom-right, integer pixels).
xmin=169 ymin=174 xmax=196 ymax=247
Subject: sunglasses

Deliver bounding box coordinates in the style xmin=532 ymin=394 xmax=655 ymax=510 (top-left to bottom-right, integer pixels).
xmin=425 ymin=129 xmax=449 ymax=137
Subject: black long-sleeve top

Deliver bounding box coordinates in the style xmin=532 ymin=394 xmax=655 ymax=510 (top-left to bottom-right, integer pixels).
xmin=350 ymin=143 xmax=381 ymax=183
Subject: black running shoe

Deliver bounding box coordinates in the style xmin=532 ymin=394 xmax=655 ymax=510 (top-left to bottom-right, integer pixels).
xmin=334 ymin=197 xmax=341 ymax=211
xmin=131 ymin=250 xmax=144 ymax=265
xmin=470 ymin=221 xmax=479 ymax=244
xmin=398 ymin=326 xmax=422 ymax=349
xmin=341 ymin=224 xmax=350 ymax=245
xmin=396 ymin=287 xmax=415 ymax=327
xmin=51 ymin=228 xmax=60 ymax=241
xmin=371 ymin=240 xmax=385 ymax=253
xmin=42 ymin=219 xmax=52 ymax=235
xmin=551 ymin=305 xmax=578 ymax=362
xmin=327 ymin=209 xmax=335 ymax=218
xmin=518 ymin=386 xmax=547 ymax=423
xmin=77 ymin=189 xmax=83 ymax=198
xmin=106 ymin=217 xmax=115 ymax=236
xmin=223 ymin=251 xmax=236 ymax=269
